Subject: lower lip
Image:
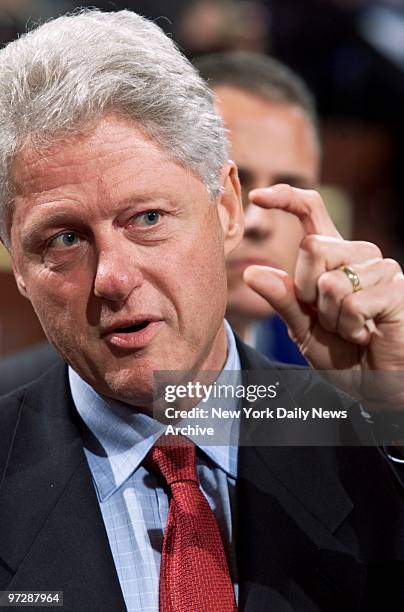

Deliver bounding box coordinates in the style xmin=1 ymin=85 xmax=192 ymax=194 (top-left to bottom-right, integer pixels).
xmin=104 ymin=321 xmax=163 ymax=349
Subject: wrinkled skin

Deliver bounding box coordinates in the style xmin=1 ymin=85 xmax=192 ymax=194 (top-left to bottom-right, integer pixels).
xmin=10 ymin=116 xmax=243 ymax=409
xmin=245 ymin=184 xmax=404 ymax=408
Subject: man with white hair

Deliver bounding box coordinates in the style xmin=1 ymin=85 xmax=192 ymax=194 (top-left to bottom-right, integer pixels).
xmin=1 ymin=9 xmax=404 ymax=611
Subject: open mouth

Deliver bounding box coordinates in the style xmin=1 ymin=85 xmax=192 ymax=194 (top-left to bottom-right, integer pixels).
xmin=114 ymin=320 xmax=151 ymax=333
xmin=104 ymin=318 xmax=161 ymax=349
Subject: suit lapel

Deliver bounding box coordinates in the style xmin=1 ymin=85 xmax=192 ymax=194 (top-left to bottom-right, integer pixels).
xmin=0 ymin=363 xmax=126 ymax=611
xmin=235 ymin=340 xmax=354 ymax=528
xmin=235 ymin=341 xmax=365 ymax=611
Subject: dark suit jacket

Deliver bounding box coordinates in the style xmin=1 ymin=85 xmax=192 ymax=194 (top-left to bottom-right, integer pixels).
xmin=0 ymin=342 xmax=58 ymax=396
xmin=1 ymin=341 xmax=404 ymax=611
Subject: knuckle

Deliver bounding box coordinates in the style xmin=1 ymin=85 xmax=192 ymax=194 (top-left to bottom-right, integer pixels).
xmin=357 ymin=240 xmax=382 ymax=259
xmin=344 ymin=326 xmax=366 ymax=343
xmin=383 ymin=257 xmax=402 ymax=275
xmin=273 ymin=183 xmax=294 ymax=199
xmin=300 ymin=234 xmax=323 ymax=258
xmin=341 ymin=293 xmax=360 ymax=318
xmin=307 ymin=189 xmax=324 ymax=206
xmin=317 ymin=271 xmax=338 ymax=296
xmin=300 ymin=189 xmax=324 ymax=218
xmin=392 ymin=276 xmax=404 ymax=298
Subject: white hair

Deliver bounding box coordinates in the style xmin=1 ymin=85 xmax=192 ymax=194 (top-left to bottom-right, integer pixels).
xmin=0 ymin=9 xmax=228 ymax=246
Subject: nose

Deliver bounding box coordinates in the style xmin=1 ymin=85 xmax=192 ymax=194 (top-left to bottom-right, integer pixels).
xmin=94 ymin=246 xmax=143 ymax=303
xmin=243 ymin=203 xmax=272 ymax=242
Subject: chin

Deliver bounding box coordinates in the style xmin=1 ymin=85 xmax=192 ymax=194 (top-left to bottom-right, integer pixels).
xmin=103 ymin=366 xmax=156 ymax=409
xmin=248 ymin=308 xmax=275 ymax=321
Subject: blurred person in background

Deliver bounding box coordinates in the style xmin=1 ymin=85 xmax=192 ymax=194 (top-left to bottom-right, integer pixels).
xmin=0 ymin=0 xmax=73 ymax=45
xmin=195 ymin=51 xmax=321 ymax=364
xmin=267 ymin=0 xmax=404 ymax=263
xmin=174 ymin=0 xmax=271 ymax=57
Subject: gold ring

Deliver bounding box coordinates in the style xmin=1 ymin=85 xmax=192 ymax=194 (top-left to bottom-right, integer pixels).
xmin=340 ymin=265 xmax=361 ymax=292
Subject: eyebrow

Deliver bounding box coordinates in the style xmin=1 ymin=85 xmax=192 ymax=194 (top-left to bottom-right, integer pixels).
xmin=237 ymin=167 xmax=315 ymax=190
xmin=19 ymin=194 xmax=175 ymax=248
xmin=26 ymin=208 xmax=92 ymax=230
xmin=270 ymin=174 xmax=315 ymax=189
xmin=20 ymin=212 xmax=89 ymax=251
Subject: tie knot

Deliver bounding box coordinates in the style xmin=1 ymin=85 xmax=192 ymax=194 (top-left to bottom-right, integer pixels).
xmin=145 ymin=434 xmax=198 ymax=486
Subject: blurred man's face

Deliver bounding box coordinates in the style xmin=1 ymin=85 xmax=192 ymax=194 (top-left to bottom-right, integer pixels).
xmin=214 ymin=85 xmax=320 ymax=324
xmin=10 ymin=116 xmax=242 ymax=408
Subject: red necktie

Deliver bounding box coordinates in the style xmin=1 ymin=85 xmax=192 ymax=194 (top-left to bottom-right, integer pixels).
xmin=146 ymin=435 xmax=237 ymax=612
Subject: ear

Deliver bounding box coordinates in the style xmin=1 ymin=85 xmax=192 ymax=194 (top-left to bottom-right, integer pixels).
xmin=216 ymin=160 xmax=244 ymax=256
xmin=10 ymin=256 xmax=28 ymax=299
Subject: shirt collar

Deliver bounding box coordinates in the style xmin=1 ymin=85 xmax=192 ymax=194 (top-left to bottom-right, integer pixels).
xmin=70 ymin=320 xmax=240 ymax=501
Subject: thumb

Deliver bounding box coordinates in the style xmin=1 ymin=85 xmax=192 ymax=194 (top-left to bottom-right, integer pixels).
xmin=243 ymin=265 xmax=312 ymax=346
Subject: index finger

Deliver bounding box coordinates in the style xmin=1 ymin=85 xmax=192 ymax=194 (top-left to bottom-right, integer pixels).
xmin=249 ymin=183 xmax=343 ymax=239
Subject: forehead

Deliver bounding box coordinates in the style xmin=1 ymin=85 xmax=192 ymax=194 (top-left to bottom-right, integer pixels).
xmin=12 ymin=117 xmax=172 ymax=198
xmin=213 ymin=85 xmax=319 ymax=169
xmin=214 ymin=85 xmax=313 ymax=131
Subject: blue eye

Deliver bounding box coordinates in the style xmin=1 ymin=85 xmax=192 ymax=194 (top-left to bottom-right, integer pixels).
xmin=139 ymin=211 xmax=160 ymax=226
xmin=52 ymin=232 xmax=80 ymax=248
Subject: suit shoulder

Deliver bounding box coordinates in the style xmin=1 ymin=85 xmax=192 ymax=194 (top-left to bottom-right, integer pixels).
xmin=0 ymin=342 xmax=59 ymax=396
xmin=0 ymin=359 xmax=67 ymax=418
xmin=0 ymin=386 xmax=26 ymax=419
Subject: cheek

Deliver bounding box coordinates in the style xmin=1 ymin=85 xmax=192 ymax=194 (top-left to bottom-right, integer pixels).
xmin=171 ymin=211 xmax=227 ymax=284
xmin=195 ymin=223 xmax=227 ymax=284
xmin=173 ymin=217 xmax=227 ymax=314
xmin=25 ymin=268 xmax=91 ymax=335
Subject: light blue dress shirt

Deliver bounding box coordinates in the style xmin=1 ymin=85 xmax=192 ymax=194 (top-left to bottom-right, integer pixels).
xmin=69 ymin=321 xmax=241 ymax=612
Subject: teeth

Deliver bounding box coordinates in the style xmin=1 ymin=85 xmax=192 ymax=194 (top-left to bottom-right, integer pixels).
xmin=115 ymin=321 xmax=149 ymax=333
